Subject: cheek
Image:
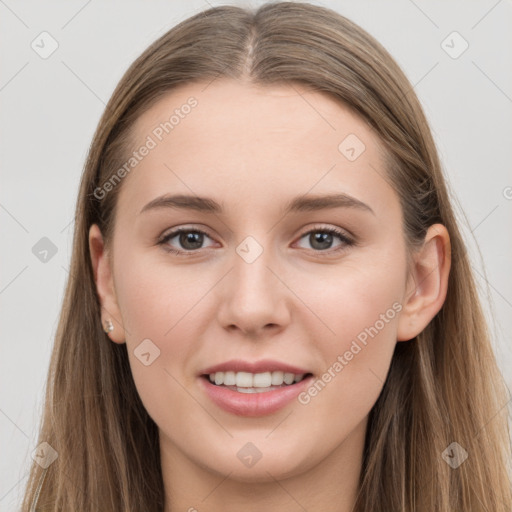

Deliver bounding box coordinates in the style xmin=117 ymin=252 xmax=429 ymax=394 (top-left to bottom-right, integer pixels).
xmin=111 ymin=251 xmax=202 ymax=405
xmin=294 ymin=250 xmax=406 ymax=413
xmin=297 ymin=250 xmax=406 ymax=351
xmin=114 ymin=248 xmax=206 ymax=340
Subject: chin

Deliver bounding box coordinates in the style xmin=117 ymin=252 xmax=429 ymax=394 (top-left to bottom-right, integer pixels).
xmin=199 ymin=442 xmax=315 ymax=483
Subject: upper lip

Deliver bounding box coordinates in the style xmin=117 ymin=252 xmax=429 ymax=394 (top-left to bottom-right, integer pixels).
xmin=200 ymin=359 xmax=312 ymax=376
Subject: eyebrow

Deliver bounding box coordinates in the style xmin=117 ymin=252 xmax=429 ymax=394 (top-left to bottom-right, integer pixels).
xmin=139 ymin=192 xmax=375 ymax=216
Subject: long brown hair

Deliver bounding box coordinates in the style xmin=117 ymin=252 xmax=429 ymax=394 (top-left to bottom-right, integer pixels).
xmin=21 ymin=2 xmax=512 ymax=510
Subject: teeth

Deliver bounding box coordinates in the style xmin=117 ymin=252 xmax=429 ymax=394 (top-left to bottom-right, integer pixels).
xmin=283 ymin=373 xmax=295 ymax=385
xmin=253 ymin=372 xmax=272 ymax=387
xmin=223 ymin=371 xmax=236 ymax=386
xmin=208 ymin=371 xmax=307 ymax=387
xmin=271 ymin=371 xmax=284 ymax=385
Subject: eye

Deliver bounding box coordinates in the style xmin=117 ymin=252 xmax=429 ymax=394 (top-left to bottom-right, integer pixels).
xmin=157 ymin=225 xmax=355 ymax=257
xmin=158 ymin=227 xmax=217 ymax=255
xmin=295 ymin=226 xmax=354 ymax=253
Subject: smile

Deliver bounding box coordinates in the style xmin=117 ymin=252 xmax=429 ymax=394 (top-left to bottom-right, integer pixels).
xmin=199 ymin=372 xmax=314 ymax=416
xmin=207 ymin=370 xmax=309 ymax=392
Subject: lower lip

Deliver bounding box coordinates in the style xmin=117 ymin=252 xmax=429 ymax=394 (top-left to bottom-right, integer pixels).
xmin=199 ymin=375 xmax=314 ymax=417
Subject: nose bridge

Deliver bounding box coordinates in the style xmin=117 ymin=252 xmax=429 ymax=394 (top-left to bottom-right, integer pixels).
xmin=234 ymin=237 xmax=273 ymax=293
xmin=216 ymin=233 xmax=290 ymax=334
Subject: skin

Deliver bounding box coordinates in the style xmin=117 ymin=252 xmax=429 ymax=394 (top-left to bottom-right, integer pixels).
xmin=89 ymin=79 xmax=451 ymax=512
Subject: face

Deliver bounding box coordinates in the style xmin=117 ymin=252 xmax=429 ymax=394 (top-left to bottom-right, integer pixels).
xmin=91 ymin=79 xmax=427 ymax=484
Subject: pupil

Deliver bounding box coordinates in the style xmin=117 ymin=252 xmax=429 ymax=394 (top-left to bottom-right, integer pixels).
xmin=311 ymin=232 xmax=332 ymax=250
xmin=180 ymin=232 xmax=203 ymax=250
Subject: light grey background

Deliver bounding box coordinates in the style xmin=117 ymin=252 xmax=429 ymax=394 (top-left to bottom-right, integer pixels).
xmin=1 ymin=1 xmax=511 ymax=510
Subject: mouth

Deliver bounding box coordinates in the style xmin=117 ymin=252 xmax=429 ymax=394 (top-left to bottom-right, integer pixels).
xmin=201 ymin=371 xmax=314 ymax=394
xmin=198 ymin=359 xmax=315 ymax=416
xmin=199 ymin=370 xmax=315 ymax=416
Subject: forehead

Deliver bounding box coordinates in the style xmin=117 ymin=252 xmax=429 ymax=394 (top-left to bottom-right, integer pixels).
xmin=116 ymin=79 xmax=397 ymax=220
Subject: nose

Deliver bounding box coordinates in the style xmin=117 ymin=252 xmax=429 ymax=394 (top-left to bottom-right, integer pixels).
xmin=215 ymin=241 xmax=292 ymax=338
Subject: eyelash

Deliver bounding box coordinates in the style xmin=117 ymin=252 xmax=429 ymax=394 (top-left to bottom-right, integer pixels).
xmin=157 ymin=226 xmax=355 ymax=257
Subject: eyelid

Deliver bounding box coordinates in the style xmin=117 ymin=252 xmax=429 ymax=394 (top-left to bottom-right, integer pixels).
xmin=298 ymin=224 xmax=354 ymax=242
xmin=157 ymin=225 xmax=218 ymax=254
xmin=293 ymin=225 xmax=355 ymax=252
xmin=158 ymin=224 xmax=215 ymax=242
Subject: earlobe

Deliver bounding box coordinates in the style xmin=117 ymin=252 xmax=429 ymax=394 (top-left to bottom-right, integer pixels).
xmin=88 ymin=224 xmax=126 ymax=344
xmin=396 ymin=223 xmax=451 ymax=342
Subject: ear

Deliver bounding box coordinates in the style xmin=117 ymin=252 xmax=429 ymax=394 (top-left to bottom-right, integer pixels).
xmin=397 ymin=223 xmax=451 ymax=342
xmin=88 ymin=223 xmax=126 ymax=344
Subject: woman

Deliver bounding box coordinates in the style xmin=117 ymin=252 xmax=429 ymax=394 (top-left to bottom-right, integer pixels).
xmin=22 ymin=2 xmax=512 ymax=510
